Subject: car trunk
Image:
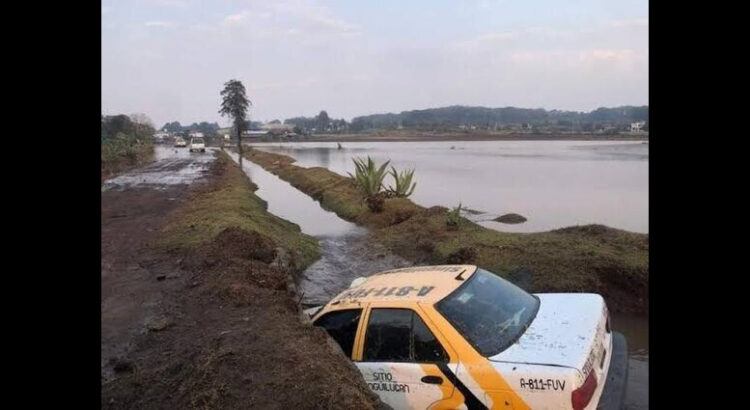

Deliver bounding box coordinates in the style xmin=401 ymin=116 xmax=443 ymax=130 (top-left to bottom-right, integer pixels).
xmin=488 ymin=293 xmax=610 ymax=384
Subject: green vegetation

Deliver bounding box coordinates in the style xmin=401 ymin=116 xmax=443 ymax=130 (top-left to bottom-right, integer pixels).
xmin=348 ymin=105 xmax=649 ymax=133
xmin=241 ymin=147 xmax=649 ymax=314
xmin=446 ymin=202 xmax=463 ymax=230
xmin=387 ymin=166 xmax=416 ymax=198
xmin=161 ymin=121 xmax=221 ymax=137
xmin=101 ymin=113 xmax=155 ymax=180
xmin=284 ymin=110 xmax=349 ymax=134
xmin=220 ymin=79 xmax=252 ymax=160
xmin=348 ymin=157 xmax=390 ymax=212
xmin=157 ymin=151 xmax=320 ymax=270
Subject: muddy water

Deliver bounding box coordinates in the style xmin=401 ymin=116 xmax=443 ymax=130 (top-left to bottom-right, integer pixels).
xmin=251 ymin=141 xmax=648 ymax=233
xmin=225 ymin=152 xmax=412 ymax=307
xmin=227 ymin=149 xmax=647 ymax=409
xmin=612 ymin=313 xmax=649 ymax=410
xmin=103 ymin=146 xmax=215 ymax=191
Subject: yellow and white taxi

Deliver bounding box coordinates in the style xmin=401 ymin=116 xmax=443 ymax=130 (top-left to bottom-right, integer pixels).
xmin=309 ymin=265 xmax=628 ymax=410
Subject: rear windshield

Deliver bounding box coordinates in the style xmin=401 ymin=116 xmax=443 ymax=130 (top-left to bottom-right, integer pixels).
xmin=193 ymin=138 xmax=204 ymax=143
xmin=435 ymin=269 xmax=539 ymax=357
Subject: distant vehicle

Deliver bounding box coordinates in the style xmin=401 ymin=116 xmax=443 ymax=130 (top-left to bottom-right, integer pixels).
xmin=308 ymin=265 xmax=628 ymax=410
xmin=189 ymin=137 xmax=206 ymax=153
xmin=174 ymin=137 xmax=187 ymax=147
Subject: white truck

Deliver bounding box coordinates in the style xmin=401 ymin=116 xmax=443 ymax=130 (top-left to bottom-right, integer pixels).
xmin=189 ymin=137 xmax=206 ymax=153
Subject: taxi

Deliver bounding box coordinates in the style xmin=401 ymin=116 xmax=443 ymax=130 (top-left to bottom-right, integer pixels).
xmin=309 ymin=265 xmax=628 ymax=410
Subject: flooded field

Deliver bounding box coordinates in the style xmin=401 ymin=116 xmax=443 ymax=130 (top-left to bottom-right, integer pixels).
xmin=251 ymin=140 xmax=648 ymax=233
xmin=228 ymin=146 xmax=648 ymax=409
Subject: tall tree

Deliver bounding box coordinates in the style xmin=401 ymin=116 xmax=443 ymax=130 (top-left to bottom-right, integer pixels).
xmin=219 ymin=79 xmax=252 ymax=160
xmin=317 ymin=110 xmax=330 ymax=133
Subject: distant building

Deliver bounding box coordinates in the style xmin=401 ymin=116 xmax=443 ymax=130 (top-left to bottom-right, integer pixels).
xmin=189 ymin=131 xmax=204 ymax=138
xmin=154 ymin=132 xmax=169 ymax=140
xmin=630 ymin=121 xmax=646 ymax=133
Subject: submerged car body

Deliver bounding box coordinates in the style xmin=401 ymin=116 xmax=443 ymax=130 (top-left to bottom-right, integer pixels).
xmin=174 ymin=137 xmax=187 ymax=147
xmin=309 ymin=265 xmax=627 ymax=410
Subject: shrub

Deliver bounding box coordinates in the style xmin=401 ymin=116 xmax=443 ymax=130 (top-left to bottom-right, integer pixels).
xmin=348 ymin=156 xmax=390 ymax=212
xmin=446 ymin=202 xmax=463 ymax=230
xmin=387 ymin=166 xmax=416 ymax=198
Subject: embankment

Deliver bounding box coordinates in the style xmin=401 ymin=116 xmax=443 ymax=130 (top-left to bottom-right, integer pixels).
xmin=241 ymin=147 xmax=649 ymax=314
xmin=102 ymin=151 xmax=386 ymax=409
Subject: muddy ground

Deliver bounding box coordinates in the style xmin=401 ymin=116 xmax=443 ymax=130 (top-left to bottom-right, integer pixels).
xmin=101 ymin=148 xmax=385 ymax=409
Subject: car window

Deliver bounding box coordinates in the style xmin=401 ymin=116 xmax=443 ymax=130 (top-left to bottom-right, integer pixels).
xmin=412 ymin=313 xmax=448 ymax=362
xmin=313 ymin=309 xmax=362 ymax=357
xmin=363 ymin=308 xmax=448 ymax=363
xmin=363 ymin=309 xmax=411 ymax=361
xmin=436 ymin=269 xmax=539 ymax=357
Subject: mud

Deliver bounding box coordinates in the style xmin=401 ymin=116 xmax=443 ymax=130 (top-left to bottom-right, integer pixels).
xmin=102 ymin=146 xmax=214 ymax=191
xmin=101 ymin=150 xmax=386 ymax=409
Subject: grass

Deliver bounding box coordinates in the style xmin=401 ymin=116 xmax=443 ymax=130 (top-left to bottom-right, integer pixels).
xmin=156 ymin=151 xmax=320 ymax=271
xmin=241 ymin=147 xmax=649 ymax=313
xmin=101 ymin=134 xmax=155 ymax=181
xmin=243 ymin=148 xmax=423 ymax=228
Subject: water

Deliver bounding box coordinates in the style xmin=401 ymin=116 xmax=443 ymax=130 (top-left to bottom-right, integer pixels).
xmin=611 ymin=313 xmax=649 ymax=409
xmin=250 ymin=141 xmax=648 ymax=233
xmin=226 ymin=147 xmax=647 ymax=408
xmin=225 ymin=151 xmax=412 ymax=307
xmin=103 ymin=146 xmax=215 ymax=191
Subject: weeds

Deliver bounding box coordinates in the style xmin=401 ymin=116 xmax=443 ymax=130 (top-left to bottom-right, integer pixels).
xmin=446 ymin=202 xmax=463 ymax=230
xmin=387 ymin=166 xmax=416 ymax=198
xmin=348 ymin=156 xmax=390 ymax=212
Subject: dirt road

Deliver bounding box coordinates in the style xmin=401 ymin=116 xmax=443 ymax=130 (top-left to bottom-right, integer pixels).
xmin=102 ymin=147 xmax=213 ymax=381
xmin=101 ymin=147 xmax=384 ymax=409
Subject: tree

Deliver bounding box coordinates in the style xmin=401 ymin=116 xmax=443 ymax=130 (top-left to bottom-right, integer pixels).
xmin=219 ymin=79 xmax=251 ymax=161
xmin=317 ymin=110 xmax=330 ymax=133
xmin=130 ymin=113 xmax=155 ymax=142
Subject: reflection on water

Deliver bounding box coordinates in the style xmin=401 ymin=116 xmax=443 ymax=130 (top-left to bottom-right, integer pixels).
xmin=252 ymin=140 xmax=648 ymax=233
xmin=611 ymin=313 xmax=649 ymax=410
xmin=227 ymin=150 xmax=359 ymax=237
xmin=611 ymin=313 xmax=649 ymax=360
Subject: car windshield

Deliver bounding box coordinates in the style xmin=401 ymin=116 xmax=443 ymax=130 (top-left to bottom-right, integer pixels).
xmin=193 ymin=138 xmax=204 ymax=144
xmin=435 ymin=268 xmax=539 ymax=357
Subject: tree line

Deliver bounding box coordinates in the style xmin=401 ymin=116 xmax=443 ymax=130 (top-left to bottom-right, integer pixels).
xmin=347 ymin=105 xmax=649 ymax=132
xmin=161 ymin=121 xmax=221 ymax=137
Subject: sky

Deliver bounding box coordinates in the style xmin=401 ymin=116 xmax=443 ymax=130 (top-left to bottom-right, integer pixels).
xmin=101 ymin=0 xmax=648 ymax=127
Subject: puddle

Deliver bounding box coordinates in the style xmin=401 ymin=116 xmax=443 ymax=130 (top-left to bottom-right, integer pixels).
xmin=102 ymin=146 xmax=215 ymax=191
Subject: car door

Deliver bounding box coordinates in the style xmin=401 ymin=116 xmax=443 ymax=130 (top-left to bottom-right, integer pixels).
xmin=312 ymin=307 xmax=364 ymax=359
xmin=354 ymin=307 xmax=461 ymax=410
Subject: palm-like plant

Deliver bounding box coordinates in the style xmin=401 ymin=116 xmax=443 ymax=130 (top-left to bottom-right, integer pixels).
xmin=387 ymin=166 xmax=416 ymax=198
xmin=348 ymin=156 xmax=390 ymax=212
xmin=446 ymin=202 xmax=463 ymax=230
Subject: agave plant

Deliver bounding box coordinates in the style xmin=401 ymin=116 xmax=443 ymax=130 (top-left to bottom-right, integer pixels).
xmin=446 ymin=202 xmax=463 ymax=230
xmin=387 ymin=166 xmax=416 ymax=198
xmin=348 ymin=156 xmax=390 ymax=212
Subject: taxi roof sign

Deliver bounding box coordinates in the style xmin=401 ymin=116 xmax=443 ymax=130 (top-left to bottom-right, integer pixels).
xmin=329 ymin=265 xmax=478 ymax=304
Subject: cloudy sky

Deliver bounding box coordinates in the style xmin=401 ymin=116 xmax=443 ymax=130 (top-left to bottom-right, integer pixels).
xmin=102 ymin=0 xmax=648 ymax=127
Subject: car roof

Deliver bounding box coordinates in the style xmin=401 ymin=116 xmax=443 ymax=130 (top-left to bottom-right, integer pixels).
xmin=325 ymin=265 xmax=477 ymax=307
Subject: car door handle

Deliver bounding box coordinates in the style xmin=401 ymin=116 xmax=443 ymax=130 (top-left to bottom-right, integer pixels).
xmin=421 ymin=375 xmax=443 ymax=385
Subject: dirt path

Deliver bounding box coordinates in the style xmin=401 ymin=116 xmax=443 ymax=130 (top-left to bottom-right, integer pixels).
xmin=101 ymin=149 xmax=385 ymax=409
xmin=101 ymin=155 xmax=205 ymax=381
